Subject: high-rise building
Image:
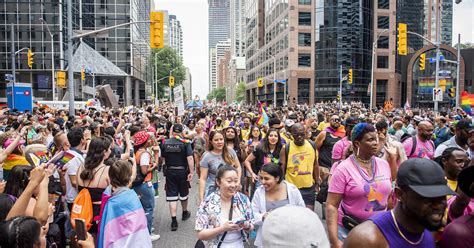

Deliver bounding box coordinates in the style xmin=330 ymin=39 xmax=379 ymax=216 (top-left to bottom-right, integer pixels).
xmin=208 ymin=0 xmax=230 ymax=49
xmin=158 ymin=10 xmax=184 ymax=61
xmin=0 ymin=0 xmax=151 ymax=105
xmin=209 ymin=0 xmax=230 ymax=92
xmin=245 ymin=0 xmax=316 ymax=106
xmin=210 ymin=39 xmax=231 ymax=91
xmin=230 ymin=0 xmax=246 ymax=57
xmin=314 ymin=0 xmax=373 ymax=105
xmin=227 ymin=56 xmax=246 ymax=102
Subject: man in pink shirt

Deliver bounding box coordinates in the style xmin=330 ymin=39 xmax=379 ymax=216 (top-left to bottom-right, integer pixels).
xmin=332 ymin=117 xmax=358 ymax=163
xmin=402 ymin=121 xmax=435 ymax=159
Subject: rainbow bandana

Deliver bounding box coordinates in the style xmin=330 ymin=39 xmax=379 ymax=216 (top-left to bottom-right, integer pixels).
xmin=173 ymin=135 xmax=191 ymax=144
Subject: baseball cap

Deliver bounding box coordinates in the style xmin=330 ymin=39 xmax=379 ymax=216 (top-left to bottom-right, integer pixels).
xmin=284 ymin=119 xmax=295 ymax=127
xmin=456 ymin=118 xmax=474 ymax=132
xmin=343 ymin=117 xmax=358 ymax=127
xmin=262 ymin=205 xmax=330 ymax=248
xmin=173 ymin=124 xmax=184 ymax=133
xmin=397 ymin=158 xmax=455 ymax=198
xmin=457 ymin=165 xmax=474 ymax=198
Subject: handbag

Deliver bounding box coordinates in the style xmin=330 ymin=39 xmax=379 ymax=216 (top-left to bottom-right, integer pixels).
xmin=195 ymin=196 xmax=234 ymax=248
xmin=341 ymin=204 xmax=360 ymax=231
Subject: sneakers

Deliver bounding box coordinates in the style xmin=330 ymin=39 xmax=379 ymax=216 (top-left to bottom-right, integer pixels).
xmin=182 ymin=211 xmax=191 ymax=221
xmin=171 ymin=221 xmax=178 ymax=231
xmin=150 ymin=233 xmax=161 ymax=242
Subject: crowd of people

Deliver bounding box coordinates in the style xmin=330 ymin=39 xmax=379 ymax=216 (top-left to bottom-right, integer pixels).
xmin=0 ymin=100 xmax=473 ymax=248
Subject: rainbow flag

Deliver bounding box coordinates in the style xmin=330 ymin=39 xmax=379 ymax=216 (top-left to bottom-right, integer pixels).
xmin=49 ymin=151 xmax=75 ymax=168
xmin=461 ymin=91 xmax=474 ymax=115
xmin=256 ymin=102 xmax=269 ymax=126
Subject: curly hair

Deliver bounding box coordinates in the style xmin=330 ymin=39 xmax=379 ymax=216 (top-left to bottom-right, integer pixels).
xmin=81 ymin=137 xmax=111 ymax=181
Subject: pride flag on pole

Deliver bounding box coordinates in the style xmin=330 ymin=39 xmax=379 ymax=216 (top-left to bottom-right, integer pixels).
xmin=256 ymin=102 xmax=269 ymax=126
xmin=461 ymin=91 xmax=474 ymax=115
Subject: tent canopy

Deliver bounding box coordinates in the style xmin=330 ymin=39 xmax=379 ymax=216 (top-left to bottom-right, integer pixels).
xmin=186 ymin=100 xmax=203 ymax=109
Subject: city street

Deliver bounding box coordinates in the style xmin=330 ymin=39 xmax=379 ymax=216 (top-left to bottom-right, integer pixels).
xmin=152 ymin=173 xmax=326 ymax=248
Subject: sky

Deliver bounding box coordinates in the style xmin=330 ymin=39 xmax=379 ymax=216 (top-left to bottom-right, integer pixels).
xmin=153 ymin=0 xmax=473 ymax=99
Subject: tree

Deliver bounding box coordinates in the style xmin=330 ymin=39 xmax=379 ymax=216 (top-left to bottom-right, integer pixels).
xmin=207 ymin=87 xmax=226 ymax=102
xmin=235 ymin=81 xmax=246 ymax=102
xmin=150 ymin=47 xmax=186 ymax=99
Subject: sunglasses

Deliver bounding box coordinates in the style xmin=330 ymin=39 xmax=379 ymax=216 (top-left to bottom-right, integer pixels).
xmin=331 ymin=119 xmax=341 ymax=122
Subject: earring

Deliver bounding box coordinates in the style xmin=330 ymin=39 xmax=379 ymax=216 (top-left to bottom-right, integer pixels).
xmin=356 ymin=147 xmax=360 ymax=157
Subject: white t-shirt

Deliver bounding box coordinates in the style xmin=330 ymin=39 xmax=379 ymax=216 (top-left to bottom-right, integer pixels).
xmin=65 ymin=148 xmax=85 ymax=203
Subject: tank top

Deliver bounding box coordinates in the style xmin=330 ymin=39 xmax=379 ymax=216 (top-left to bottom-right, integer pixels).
xmin=318 ymin=133 xmax=340 ymax=168
xmin=369 ymin=211 xmax=435 ymax=248
xmin=285 ymin=140 xmax=316 ymax=188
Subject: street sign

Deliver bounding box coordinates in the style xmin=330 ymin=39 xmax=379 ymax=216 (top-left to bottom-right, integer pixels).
xmin=429 ymin=55 xmax=445 ymax=64
xmin=4 ymin=74 xmax=13 ymax=81
xmin=273 ymin=79 xmax=287 ymax=84
xmin=433 ymin=87 xmax=443 ymax=102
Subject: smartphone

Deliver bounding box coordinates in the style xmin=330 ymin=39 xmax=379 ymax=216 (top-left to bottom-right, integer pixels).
xmin=75 ymin=218 xmax=87 ymax=241
xmin=232 ymin=218 xmax=246 ymax=225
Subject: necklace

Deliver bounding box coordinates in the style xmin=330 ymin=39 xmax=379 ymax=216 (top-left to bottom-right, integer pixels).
xmin=390 ymin=210 xmax=424 ymax=245
xmin=355 ymin=155 xmax=372 ymax=164
xmin=350 ymin=155 xmax=376 ymax=183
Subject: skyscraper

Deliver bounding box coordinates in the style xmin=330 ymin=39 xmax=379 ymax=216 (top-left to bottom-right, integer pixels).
xmin=230 ymin=0 xmax=246 ymax=57
xmin=208 ymin=0 xmax=230 ymax=49
xmin=314 ymin=0 xmax=373 ymax=104
xmin=209 ymin=39 xmax=231 ymax=91
xmin=157 ymin=11 xmax=184 ymax=61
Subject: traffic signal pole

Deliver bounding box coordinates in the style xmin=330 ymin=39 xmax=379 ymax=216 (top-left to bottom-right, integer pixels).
xmin=10 ymin=23 xmax=15 ymax=108
xmin=434 ymin=0 xmax=441 ymax=112
xmin=456 ymin=34 xmax=461 ymax=108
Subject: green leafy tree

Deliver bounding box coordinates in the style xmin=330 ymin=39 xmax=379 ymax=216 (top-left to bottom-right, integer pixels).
xmin=207 ymin=87 xmax=226 ymax=102
xmin=150 ymin=47 xmax=186 ymax=99
xmin=235 ymin=81 xmax=246 ymax=102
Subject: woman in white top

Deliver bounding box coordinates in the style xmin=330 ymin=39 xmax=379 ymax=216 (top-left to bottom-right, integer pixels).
xmin=251 ymin=162 xmax=305 ymax=247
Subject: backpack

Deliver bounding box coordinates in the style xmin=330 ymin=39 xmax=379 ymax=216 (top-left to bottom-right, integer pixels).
xmin=404 ymin=136 xmax=434 ymax=158
xmin=70 ymin=188 xmax=93 ymax=231
xmin=70 ymin=166 xmax=105 ymax=231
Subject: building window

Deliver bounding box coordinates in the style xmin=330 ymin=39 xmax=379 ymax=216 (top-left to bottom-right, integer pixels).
xmin=298 ymin=78 xmax=310 ymax=104
xmin=298 ymin=33 xmax=311 ymax=47
xmin=377 ymin=56 xmax=389 ymax=68
xmin=378 ymin=0 xmax=389 ymax=9
xmin=377 ymin=36 xmax=389 ymax=49
xmin=298 ymin=0 xmax=311 ymax=5
xmin=298 ymin=12 xmax=311 ymax=26
xmin=298 ymin=53 xmax=311 ymax=67
xmin=377 ymin=16 xmax=389 ymax=29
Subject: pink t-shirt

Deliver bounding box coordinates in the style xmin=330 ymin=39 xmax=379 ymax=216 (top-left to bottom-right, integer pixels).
xmin=447 ymin=196 xmax=474 ymax=222
xmin=332 ymin=137 xmax=351 ymax=161
xmin=328 ymin=156 xmax=392 ymax=226
xmin=402 ymin=136 xmax=434 ymax=159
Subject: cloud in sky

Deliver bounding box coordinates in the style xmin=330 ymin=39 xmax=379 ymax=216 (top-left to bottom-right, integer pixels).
xmin=452 ymin=0 xmax=474 ymax=44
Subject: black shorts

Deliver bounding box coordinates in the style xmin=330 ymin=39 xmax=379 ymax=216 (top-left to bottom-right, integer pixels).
xmin=165 ymin=169 xmax=190 ymax=202
xmin=299 ymin=185 xmax=316 ymax=206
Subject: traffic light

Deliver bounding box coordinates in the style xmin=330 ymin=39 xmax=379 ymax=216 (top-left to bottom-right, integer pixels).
xmin=449 ymin=87 xmax=456 ymax=98
xmin=419 ymin=53 xmax=426 ymax=71
xmin=56 ymin=71 xmax=66 ymax=88
xmin=27 ymin=49 xmax=34 ymax=69
xmin=397 ymin=23 xmax=408 ymax=55
xmin=81 ymin=67 xmax=85 ymax=81
xmin=169 ymin=76 xmax=175 ymax=88
xmin=257 ymin=78 xmax=263 ymax=88
xmin=336 ymin=93 xmax=340 ymax=101
xmin=150 ymin=12 xmax=164 ymax=49
xmin=348 ymin=68 xmax=353 ymax=84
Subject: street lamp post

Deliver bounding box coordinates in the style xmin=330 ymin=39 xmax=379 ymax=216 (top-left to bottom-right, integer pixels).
xmin=39 ymin=18 xmax=56 ymax=101
xmin=258 ymin=49 xmax=277 ymax=107
xmin=154 ymin=49 xmax=166 ymax=102
xmin=370 ymin=29 xmax=389 ymax=109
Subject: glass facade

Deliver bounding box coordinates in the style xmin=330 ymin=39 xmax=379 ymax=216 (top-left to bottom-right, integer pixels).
xmin=411 ymin=48 xmax=457 ymax=108
xmin=314 ymin=0 xmax=373 ymax=104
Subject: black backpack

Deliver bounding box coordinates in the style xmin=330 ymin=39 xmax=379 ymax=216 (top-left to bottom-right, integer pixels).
xmin=403 ymin=136 xmax=434 ymax=157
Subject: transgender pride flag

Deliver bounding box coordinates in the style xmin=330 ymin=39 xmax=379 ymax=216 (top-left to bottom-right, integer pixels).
xmin=98 ymin=188 xmax=152 ymax=248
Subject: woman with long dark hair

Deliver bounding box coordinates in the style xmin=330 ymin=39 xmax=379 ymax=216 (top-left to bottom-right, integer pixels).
xmin=199 ymin=131 xmax=242 ymax=203
xmin=243 ymin=128 xmax=283 ymax=198
xmin=76 ymin=137 xmax=112 ymax=235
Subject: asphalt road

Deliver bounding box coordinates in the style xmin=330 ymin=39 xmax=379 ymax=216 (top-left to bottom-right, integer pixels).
xmin=152 ymin=173 xmax=327 ymax=248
